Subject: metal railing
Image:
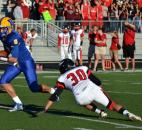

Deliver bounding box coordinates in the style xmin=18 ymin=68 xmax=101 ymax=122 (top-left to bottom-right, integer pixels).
xmin=55 ymin=20 xmax=142 ymax=33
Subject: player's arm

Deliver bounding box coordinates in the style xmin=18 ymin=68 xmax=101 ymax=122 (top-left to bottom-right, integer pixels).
xmin=80 ymin=31 xmax=84 ymax=46
xmin=45 ymin=81 xmax=65 ymax=112
xmin=87 ymin=69 xmax=102 ymax=86
xmin=124 ymin=21 xmax=136 ymax=30
xmin=95 ymin=38 xmax=101 ymax=43
xmin=45 ymin=86 xmax=64 ymax=112
xmin=58 ymin=34 xmax=61 ymax=49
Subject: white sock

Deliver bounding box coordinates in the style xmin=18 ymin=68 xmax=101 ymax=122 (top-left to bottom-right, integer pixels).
xmin=123 ymin=110 xmax=129 ymax=116
xmin=95 ymin=109 xmax=101 ymax=114
xmin=13 ymin=96 xmax=22 ymax=104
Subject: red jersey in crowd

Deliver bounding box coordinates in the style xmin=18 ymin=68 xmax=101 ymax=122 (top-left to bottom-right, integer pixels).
xmin=81 ymin=2 xmax=90 ymax=20
xmin=96 ymin=5 xmax=103 ymax=26
xmin=110 ymin=35 xmax=119 ymax=50
xmin=95 ymin=33 xmax=107 ymax=47
xmin=38 ymin=3 xmax=49 ymax=14
xmin=123 ymin=27 xmax=135 ymax=45
xmin=21 ymin=4 xmax=30 ymax=19
xmin=49 ymin=2 xmax=56 ymax=19
xmin=90 ymin=6 xmax=97 ymax=20
xmin=64 ymin=5 xmax=74 ymax=20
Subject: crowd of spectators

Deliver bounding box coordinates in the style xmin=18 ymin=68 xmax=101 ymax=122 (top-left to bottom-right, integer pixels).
xmin=3 ymin=0 xmax=142 ymax=32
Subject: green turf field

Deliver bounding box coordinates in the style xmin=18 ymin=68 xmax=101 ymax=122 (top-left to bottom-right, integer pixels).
xmin=0 ymin=71 xmax=142 ymax=130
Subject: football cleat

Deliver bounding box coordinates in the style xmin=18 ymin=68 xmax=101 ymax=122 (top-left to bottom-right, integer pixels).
xmin=8 ymin=103 xmax=23 ymax=112
xmin=127 ymin=112 xmax=142 ymax=121
xmin=100 ymin=111 xmax=108 ymax=118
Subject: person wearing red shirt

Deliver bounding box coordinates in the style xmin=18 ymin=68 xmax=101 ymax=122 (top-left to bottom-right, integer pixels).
xmin=48 ymin=0 xmax=57 ymax=20
xmin=94 ymin=27 xmax=107 ymax=71
xmin=38 ymin=0 xmax=49 ymax=19
xmin=110 ymin=31 xmax=123 ymax=71
xmin=81 ymin=0 xmax=90 ymax=31
xmin=123 ymin=21 xmax=136 ymax=71
xmin=73 ymin=3 xmax=81 ymax=20
xmin=89 ymin=3 xmax=97 ymax=27
xmin=20 ymin=1 xmax=30 ymax=20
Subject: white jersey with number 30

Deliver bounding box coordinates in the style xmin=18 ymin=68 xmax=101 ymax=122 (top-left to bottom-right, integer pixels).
xmin=57 ymin=66 xmax=90 ymax=95
xmin=57 ymin=66 xmax=110 ymax=106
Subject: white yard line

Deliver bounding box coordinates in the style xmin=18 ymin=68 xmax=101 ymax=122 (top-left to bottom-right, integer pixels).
xmin=107 ymin=91 xmax=142 ymax=95
xmin=73 ymin=128 xmax=93 ymax=130
xmin=13 ymin=84 xmax=142 ymax=95
xmin=43 ymin=76 xmax=58 ymax=78
xmin=66 ymin=116 xmax=142 ymax=129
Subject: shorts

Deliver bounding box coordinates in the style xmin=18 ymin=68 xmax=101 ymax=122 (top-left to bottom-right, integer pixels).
xmin=95 ymin=46 xmax=106 ymax=55
xmin=74 ymin=81 xmax=110 ymax=106
xmin=123 ymin=44 xmax=135 ymax=58
xmin=88 ymin=44 xmax=95 ymax=59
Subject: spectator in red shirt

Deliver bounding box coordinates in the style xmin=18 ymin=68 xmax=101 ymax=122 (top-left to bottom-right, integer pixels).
xmin=64 ymin=3 xmax=75 ymax=27
xmin=123 ymin=21 xmax=136 ymax=71
xmin=94 ymin=27 xmax=107 ymax=71
xmin=109 ymin=31 xmax=123 ymax=71
xmin=48 ymin=0 xmax=57 ymax=20
xmin=73 ymin=3 xmax=81 ymax=20
xmin=38 ymin=0 xmax=49 ymax=19
xmin=81 ymin=0 xmax=90 ymax=31
xmin=21 ymin=1 xmax=30 ymax=20
xmin=89 ymin=2 xmax=97 ymax=27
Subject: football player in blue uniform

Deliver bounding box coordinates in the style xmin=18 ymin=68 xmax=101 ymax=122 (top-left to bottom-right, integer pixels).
xmin=0 ymin=17 xmax=55 ymax=112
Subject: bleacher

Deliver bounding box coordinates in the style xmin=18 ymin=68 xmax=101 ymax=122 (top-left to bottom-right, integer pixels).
xmin=0 ymin=20 xmax=142 ymax=62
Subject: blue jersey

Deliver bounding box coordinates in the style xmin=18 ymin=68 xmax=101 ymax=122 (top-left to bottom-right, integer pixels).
xmin=3 ymin=30 xmax=33 ymax=62
xmin=0 ymin=30 xmax=41 ymax=92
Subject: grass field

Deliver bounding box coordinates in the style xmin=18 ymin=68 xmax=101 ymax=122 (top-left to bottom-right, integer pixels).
xmin=0 ymin=71 xmax=142 ymax=130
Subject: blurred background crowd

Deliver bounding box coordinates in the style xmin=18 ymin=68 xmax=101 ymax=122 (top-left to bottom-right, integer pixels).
xmin=2 ymin=0 xmax=142 ymax=32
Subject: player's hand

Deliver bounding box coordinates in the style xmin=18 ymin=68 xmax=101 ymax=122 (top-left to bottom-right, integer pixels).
xmin=45 ymin=100 xmax=54 ymax=112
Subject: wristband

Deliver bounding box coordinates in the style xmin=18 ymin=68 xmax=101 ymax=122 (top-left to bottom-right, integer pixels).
xmin=0 ymin=57 xmax=8 ymax=62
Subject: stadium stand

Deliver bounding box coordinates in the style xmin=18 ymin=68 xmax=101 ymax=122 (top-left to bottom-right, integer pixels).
xmin=0 ymin=0 xmax=142 ymax=70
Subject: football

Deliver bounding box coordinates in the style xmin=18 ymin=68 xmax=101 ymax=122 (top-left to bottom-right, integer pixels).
xmin=0 ymin=50 xmax=8 ymax=57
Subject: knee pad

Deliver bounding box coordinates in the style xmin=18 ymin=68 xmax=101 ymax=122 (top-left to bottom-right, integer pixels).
xmin=29 ymin=81 xmax=41 ymax=92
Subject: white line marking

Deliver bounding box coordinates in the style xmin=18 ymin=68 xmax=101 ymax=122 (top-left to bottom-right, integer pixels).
xmin=107 ymin=91 xmax=142 ymax=95
xmin=66 ymin=116 xmax=142 ymax=129
xmin=13 ymin=84 xmax=142 ymax=95
xmin=73 ymin=128 xmax=93 ymax=130
xmin=43 ymin=76 xmax=58 ymax=78
xmin=0 ymin=105 xmax=12 ymax=109
xmin=131 ymin=83 xmax=142 ymax=85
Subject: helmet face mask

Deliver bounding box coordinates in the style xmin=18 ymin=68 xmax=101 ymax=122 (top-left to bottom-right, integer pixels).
xmin=59 ymin=59 xmax=75 ymax=74
xmin=74 ymin=23 xmax=81 ymax=30
xmin=0 ymin=17 xmax=14 ymax=35
xmin=0 ymin=27 xmax=8 ymax=36
xmin=62 ymin=25 xmax=69 ymax=33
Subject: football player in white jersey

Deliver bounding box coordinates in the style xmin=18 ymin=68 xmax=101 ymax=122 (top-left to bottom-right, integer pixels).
xmin=71 ymin=23 xmax=84 ymax=65
xmin=58 ymin=25 xmax=72 ymax=60
xmin=23 ymin=28 xmax=37 ymax=53
xmin=45 ymin=59 xmax=142 ymax=121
